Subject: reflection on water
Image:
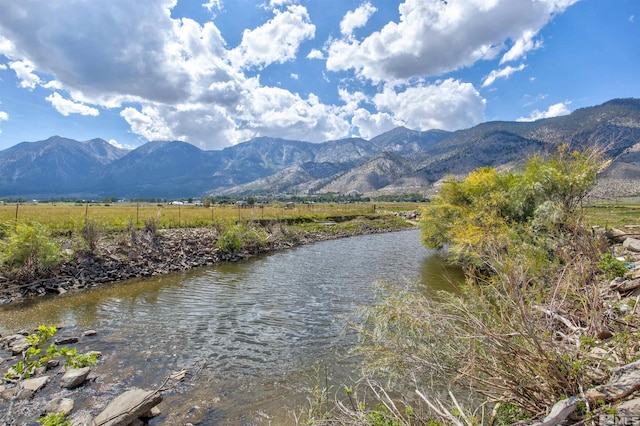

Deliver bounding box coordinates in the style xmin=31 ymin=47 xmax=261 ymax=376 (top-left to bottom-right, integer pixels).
xmin=0 ymin=229 xmax=463 ymax=424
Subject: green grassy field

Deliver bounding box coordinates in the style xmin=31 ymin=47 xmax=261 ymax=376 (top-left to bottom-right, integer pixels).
xmin=586 ymin=203 xmax=640 ymax=229
xmin=0 ymin=201 xmax=424 ymax=232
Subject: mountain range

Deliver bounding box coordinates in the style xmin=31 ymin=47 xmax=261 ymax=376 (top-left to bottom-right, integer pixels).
xmin=1 ymin=98 xmax=639 ymax=200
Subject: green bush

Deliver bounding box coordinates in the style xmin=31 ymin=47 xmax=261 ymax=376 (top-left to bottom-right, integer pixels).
xmin=0 ymin=222 xmax=64 ymax=277
xmin=216 ymin=224 xmax=268 ymax=254
xmin=216 ymin=225 xmax=244 ymax=254
xmin=421 ymin=147 xmax=601 ymax=272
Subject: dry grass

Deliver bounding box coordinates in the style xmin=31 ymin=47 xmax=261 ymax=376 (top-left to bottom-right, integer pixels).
xmin=0 ymin=202 xmax=421 ymax=232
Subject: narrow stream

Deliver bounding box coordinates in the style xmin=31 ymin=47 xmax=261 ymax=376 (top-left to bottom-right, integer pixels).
xmin=0 ymin=229 xmax=464 ymax=424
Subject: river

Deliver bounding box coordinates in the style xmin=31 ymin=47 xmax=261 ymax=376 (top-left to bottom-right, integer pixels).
xmin=0 ymin=229 xmax=463 ymax=425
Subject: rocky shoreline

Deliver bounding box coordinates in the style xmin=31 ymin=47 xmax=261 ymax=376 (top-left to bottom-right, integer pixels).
xmin=1 ymin=326 xmax=171 ymax=426
xmin=0 ymin=215 xmax=416 ymax=305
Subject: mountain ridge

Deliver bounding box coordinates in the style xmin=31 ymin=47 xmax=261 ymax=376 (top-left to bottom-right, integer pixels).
xmin=1 ymin=98 xmax=639 ymax=200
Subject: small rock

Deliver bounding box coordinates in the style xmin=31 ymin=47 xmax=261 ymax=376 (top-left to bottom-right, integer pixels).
xmin=589 ymin=347 xmax=609 ymax=359
xmin=60 ymin=367 xmax=91 ymax=389
xmin=8 ymin=336 xmax=29 ymax=355
xmin=616 ymin=397 xmax=640 ymax=419
xmin=607 ymin=228 xmax=628 ymax=243
xmin=0 ymin=385 xmax=17 ymax=400
xmin=86 ymin=350 xmax=102 ymax=359
xmin=55 ymin=336 xmax=79 ymax=345
xmin=70 ymin=410 xmax=93 ymax=426
xmin=44 ymin=397 xmax=75 ymax=416
xmin=82 ymin=330 xmax=97 ymax=337
xmin=532 ymin=395 xmax=581 ymax=426
xmin=598 ymin=330 xmax=614 ymax=340
xmin=20 ymin=375 xmax=49 ymax=399
xmin=623 ymin=237 xmax=640 ymax=253
xmin=47 ymin=359 xmax=60 ymax=369
xmin=140 ymin=406 xmax=161 ymax=420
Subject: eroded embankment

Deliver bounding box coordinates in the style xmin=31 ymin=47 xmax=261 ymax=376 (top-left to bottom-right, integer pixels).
xmin=0 ymin=214 xmax=415 ymax=305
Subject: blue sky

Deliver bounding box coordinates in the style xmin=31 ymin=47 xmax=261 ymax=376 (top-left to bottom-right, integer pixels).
xmin=0 ymin=0 xmax=638 ymax=151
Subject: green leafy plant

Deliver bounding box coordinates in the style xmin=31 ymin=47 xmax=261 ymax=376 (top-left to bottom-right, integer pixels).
xmin=5 ymin=325 xmax=58 ymax=379
xmin=58 ymin=347 xmax=99 ymax=369
xmin=38 ymin=413 xmax=70 ymax=426
xmin=598 ymin=253 xmax=628 ymax=279
xmin=5 ymin=325 xmax=98 ymax=380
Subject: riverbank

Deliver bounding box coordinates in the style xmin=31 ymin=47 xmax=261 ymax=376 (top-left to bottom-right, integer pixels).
xmin=0 ymin=213 xmax=415 ymax=305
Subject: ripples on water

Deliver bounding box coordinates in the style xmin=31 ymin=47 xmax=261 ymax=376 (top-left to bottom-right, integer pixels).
xmin=0 ymin=229 xmax=463 ymax=424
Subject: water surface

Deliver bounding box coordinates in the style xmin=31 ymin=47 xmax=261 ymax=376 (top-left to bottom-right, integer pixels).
xmin=0 ymin=229 xmax=463 ymax=424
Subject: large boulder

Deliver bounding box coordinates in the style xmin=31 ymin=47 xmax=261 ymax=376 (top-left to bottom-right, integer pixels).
xmin=92 ymin=388 xmax=162 ymax=426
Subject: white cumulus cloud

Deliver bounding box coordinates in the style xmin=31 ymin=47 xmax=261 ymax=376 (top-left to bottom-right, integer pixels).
xmin=9 ymin=60 xmax=41 ymax=89
xmin=45 ymin=92 xmax=99 ymax=116
xmin=327 ymin=0 xmax=578 ymax=84
xmin=0 ymin=110 xmax=7 ymax=134
xmin=108 ymin=139 xmax=134 ymax=150
xmin=236 ymin=82 xmax=350 ymax=143
xmin=517 ymin=101 xmax=572 ymax=122
xmin=500 ymin=30 xmax=543 ymax=63
xmin=202 ymin=0 xmax=223 ymax=13
xmin=373 ymin=79 xmax=486 ymax=131
xmin=307 ymin=49 xmax=324 ymax=60
xmin=230 ymin=5 xmax=315 ymax=69
xmin=340 ymin=2 xmax=377 ymax=38
xmin=352 ymin=109 xmax=402 ymax=139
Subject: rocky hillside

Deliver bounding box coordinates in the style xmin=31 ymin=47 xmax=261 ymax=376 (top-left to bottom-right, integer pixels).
xmin=0 ymin=98 xmax=639 ymax=199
